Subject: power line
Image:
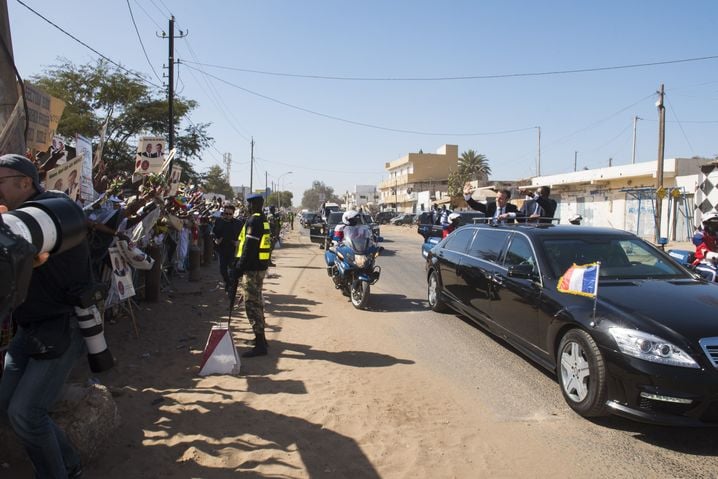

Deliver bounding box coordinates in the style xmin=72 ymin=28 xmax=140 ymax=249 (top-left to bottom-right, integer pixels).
xmin=181 ymin=54 xmax=718 ymax=82
xmin=666 ymin=96 xmax=695 ymax=155
xmin=131 ymin=0 xmax=164 ymax=31
xmin=15 ymin=0 xmax=162 ymax=89
xmin=125 ymin=0 xmax=163 ymax=83
xmin=156 ymin=0 xmax=173 ymax=17
xmin=183 ymin=63 xmax=537 ymax=137
xmin=147 ymin=0 xmax=170 ymax=18
xmin=176 ymin=33 xmax=253 ymax=142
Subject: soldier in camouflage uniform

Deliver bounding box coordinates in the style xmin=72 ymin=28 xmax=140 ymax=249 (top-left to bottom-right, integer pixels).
xmin=234 ymin=194 xmax=272 ymax=357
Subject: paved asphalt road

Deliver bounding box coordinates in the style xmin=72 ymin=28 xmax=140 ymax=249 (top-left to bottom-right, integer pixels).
xmin=301 ymin=224 xmax=718 ymax=477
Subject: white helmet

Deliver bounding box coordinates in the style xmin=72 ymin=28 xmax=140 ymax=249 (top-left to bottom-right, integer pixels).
xmin=702 ymin=212 xmax=718 ymax=224
xmin=342 ymin=210 xmax=359 ymax=225
xmin=448 ymin=212 xmax=461 ymax=223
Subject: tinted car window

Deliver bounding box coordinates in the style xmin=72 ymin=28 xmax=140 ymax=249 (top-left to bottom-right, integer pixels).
xmin=360 ymin=214 xmax=374 ymax=224
xmin=503 ymin=234 xmax=537 ymax=273
xmin=542 ymin=237 xmax=687 ymax=279
xmin=468 ymin=229 xmax=511 ymax=263
xmin=443 ymin=228 xmax=475 ymax=254
xmin=327 ymin=212 xmax=345 ymax=225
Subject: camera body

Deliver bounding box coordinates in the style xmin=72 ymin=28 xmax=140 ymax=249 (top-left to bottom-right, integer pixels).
xmin=0 ymin=217 xmax=37 ymax=319
xmin=0 ymin=197 xmax=87 ymax=319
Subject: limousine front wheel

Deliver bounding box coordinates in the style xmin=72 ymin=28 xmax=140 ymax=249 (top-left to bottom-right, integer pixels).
xmin=428 ymin=271 xmax=448 ymax=313
xmin=558 ymin=329 xmax=608 ymax=417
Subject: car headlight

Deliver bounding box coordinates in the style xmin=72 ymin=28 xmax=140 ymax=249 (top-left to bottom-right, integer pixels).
xmin=608 ymin=327 xmax=699 ymax=369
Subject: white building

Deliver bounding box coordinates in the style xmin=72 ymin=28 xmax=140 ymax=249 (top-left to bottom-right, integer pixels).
xmin=523 ymin=157 xmax=711 ymax=241
xmin=345 ymin=185 xmax=378 ymax=209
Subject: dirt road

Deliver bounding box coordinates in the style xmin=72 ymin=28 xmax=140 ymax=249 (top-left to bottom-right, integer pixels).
xmin=5 ymin=225 xmax=718 ymax=478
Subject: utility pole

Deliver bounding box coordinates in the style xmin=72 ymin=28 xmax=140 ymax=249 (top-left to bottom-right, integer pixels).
xmin=161 ymin=16 xmax=186 ymax=170
xmin=609 ymin=157 xmax=613 ymax=167
xmin=631 ymin=115 xmax=641 ymax=164
xmin=223 ymin=152 xmax=232 ymax=183
xmin=0 ymin=0 xmax=25 ymax=154
xmin=655 ymin=84 xmax=666 ymax=243
xmin=536 ymin=126 xmax=542 ymax=177
xmin=265 ymin=170 xmax=268 ymax=199
xmin=574 ymin=151 xmax=577 ymax=172
xmin=249 ymin=137 xmax=254 ymax=192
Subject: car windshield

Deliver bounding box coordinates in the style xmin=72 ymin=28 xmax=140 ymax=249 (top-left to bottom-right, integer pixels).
xmin=541 ymin=236 xmax=688 ymax=280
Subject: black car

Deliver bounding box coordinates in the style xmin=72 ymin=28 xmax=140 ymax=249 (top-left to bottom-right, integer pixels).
xmin=417 ymin=211 xmax=487 ymax=240
xmin=375 ymin=211 xmax=398 ymax=224
xmin=309 ymin=211 xmax=380 ymax=248
xmin=300 ymin=212 xmax=321 ymax=228
xmin=425 ymin=223 xmax=718 ymax=426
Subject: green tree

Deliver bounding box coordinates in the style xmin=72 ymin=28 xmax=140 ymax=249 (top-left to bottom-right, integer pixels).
xmin=447 ymin=149 xmax=492 ymax=196
xmin=459 ymin=149 xmax=491 ymax=180
xmin=33 ymin=59 xmax=212 ymax=182
xmin=267 ymin=190 xmax=293 ymax=208
xmin=201 ymin=165 xmax=234 ymax=199
xmin=301 ymin=181 xmax=341 ymax=210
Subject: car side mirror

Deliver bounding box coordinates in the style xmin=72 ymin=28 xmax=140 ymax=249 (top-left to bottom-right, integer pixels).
xmin=507 ymin=264 xmax=535 ymax=280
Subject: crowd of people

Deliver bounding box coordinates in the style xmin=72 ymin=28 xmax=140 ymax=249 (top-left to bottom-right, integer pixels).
xmin=0 ymin=150 xmax=293 ymax=478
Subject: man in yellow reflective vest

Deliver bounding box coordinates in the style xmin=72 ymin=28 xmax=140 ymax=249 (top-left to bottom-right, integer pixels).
xmin=234 ymin=193 xmax=272 ymax=357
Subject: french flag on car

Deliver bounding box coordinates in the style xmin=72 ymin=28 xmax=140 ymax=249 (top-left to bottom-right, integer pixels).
xmin=558 ymin=262 xmax=600 ymax=298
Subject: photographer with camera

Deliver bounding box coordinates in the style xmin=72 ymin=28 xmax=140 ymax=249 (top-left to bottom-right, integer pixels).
xmin=0 ymin=154 xmax=90 ymax=478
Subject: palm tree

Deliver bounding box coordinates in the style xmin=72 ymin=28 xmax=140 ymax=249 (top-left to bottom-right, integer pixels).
xmin=459 ymin=149 xmax=491 ymax=181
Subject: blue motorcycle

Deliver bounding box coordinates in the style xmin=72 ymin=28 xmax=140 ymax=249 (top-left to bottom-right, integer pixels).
xmin=324 ymin=233 xmax=383 ymax=309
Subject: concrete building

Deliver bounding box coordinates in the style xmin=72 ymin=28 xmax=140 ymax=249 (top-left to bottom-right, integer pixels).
xmin=378 ymin=144 xmax=459 ymax=213
xmin=522 ymin=157 xmax=711 ymax=241
xmin=344 ymin=185 xmax=378 ymax=209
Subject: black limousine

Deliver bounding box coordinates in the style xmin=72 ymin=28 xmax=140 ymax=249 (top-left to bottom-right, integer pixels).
xmin=425 ymin=223 xmax=718 ymax=426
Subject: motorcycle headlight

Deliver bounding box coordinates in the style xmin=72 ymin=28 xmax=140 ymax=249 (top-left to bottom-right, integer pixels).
xmin=608 ymin=327 xmax=699 ymax=368
xmin=355 ymin=254 xmax=369 ymax=268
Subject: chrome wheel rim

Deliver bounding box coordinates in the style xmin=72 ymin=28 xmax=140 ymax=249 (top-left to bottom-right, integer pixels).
xmin=560 ymin=341 xmax=590 ymax=402
xmin=428 ymin=274 xmax=438 ymax=306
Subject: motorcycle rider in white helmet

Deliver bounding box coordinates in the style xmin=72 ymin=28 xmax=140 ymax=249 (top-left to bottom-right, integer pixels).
xmin=693 ymin=212 xmax=718 ymax=281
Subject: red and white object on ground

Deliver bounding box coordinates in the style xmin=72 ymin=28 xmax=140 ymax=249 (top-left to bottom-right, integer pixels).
xmin=198 ymin=324 xmax=240 ymax=376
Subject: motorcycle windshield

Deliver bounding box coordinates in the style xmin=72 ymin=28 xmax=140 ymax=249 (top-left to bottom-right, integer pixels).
xmin=343 ymin=226 xmax=373 ymax=254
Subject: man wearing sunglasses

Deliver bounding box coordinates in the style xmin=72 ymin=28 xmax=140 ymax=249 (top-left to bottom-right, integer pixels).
xmin=0 ymin=154 xmax=89 ymax=478
xmin=211 ymin=203 xmax=243 ymax=291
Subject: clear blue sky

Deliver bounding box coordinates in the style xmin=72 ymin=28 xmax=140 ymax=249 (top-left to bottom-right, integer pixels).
xmin=7 ymin=0 xmax=718 ymax=204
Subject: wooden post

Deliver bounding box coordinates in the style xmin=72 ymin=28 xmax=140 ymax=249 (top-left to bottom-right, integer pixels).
xmin=144 ymin=244 xmax=162 ymax=301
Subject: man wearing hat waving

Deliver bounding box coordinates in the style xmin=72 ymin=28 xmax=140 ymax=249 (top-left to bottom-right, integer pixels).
xmin=0 ymin=154 xmax=89 ymax=478
xmin=233 ymin=194 xmax=273 ymax=357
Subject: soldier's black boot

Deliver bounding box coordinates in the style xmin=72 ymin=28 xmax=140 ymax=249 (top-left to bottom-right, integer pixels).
xmin=242 ymin=333 xmax=268 ymax=357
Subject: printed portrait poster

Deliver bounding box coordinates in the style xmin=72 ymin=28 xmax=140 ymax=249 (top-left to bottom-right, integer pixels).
xmin=168 ymin=164 xmax=183 ymax=196
xmin=45 ymin=154 xmax=83 ymax=200
xmin=108 ymin=247 xmax=135 ymax=300
xmin=134 ymin=136 xmax=165 ymax=176
xmin=51 ymin=135 xmax=68 ymax=165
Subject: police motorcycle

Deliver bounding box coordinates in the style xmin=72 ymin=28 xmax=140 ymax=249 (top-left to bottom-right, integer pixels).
xmin=668 ymin=212 xmax=718 ymax=282
xmin=324 ymin=210 xmax=382 ymax=309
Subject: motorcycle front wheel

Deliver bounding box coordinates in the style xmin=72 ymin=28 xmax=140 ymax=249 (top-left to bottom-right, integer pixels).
xmin=350 ymin=280 xmax=370 ymax=309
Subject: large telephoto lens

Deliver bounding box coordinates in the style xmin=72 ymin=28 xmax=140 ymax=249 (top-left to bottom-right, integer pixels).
xmin=1 ymin=197 xmax=86 ymax=255
xmin=75 ymin=305 xmax=114 ymax=373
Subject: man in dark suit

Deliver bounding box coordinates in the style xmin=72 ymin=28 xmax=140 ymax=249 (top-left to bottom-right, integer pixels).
xmin=463 ymin=184 xmax=518 ymax=223
xmin=519 ymin=186 xmax=557 ymax=224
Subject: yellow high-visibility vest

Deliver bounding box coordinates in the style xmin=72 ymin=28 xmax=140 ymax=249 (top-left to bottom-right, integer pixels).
xmin=236 ymin=213 xmax=272 ymax=261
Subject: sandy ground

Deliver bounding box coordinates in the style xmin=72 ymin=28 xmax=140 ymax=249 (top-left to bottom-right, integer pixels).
xmin=4 ymin=227 xmax=614 ymax=478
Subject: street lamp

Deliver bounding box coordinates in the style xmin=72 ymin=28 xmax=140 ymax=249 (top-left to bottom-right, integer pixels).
xmin=277 ymin=171 xmax=293 ymax=208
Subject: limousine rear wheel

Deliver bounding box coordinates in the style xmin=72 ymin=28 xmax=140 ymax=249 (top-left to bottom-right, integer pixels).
xmin=557 ymin=329 xmax=608 ymax=418
xmin=428 ymin=271 xmax=448 ymax=312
